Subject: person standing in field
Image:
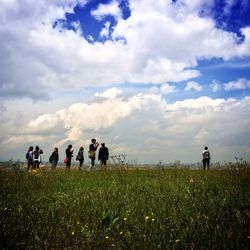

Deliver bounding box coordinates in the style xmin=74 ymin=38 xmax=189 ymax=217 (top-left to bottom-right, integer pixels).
xmin=26 ymin=146 xmax=33 ymax=171
xmin=65 ymin=144 xmax=73 ymax=170
xmin=202 ymin=146 xmax=211 ymax=170
xmin=76 ymin=146 xmax=84 ymax=170
xmin=98 ymin=143 xmax=109 ymax=170
xmin=33 ymin=146 xmax=43 ymax=169
xmin=88 ymin=138 xmax=99 ymax=171
xmin=49 ymin=147 xmax=59 ymax=169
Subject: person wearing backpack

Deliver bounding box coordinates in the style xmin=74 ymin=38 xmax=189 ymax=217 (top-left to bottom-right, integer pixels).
xmin=98 ymin=143 xmax=109 ymax=170
xmin=33 ymin=145 xmax=43 ymax=169
xmin=49 ymin=147 xmax=59 ymax=169
xmin=26 ymin=146 xmax=33 ymax=171
xmin=76 ymin=146 xmax=84 ymax=170
xmin=202 ymin=146 xmax=211 ymax=170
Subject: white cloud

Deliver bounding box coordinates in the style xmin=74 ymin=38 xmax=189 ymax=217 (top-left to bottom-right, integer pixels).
xmin=210 ymin=80 xmax=221 ymax=92
xmin=224 ymin=78 xmax=250 ymax=91
xmin=1 ymin=0 xmax=250 ymax=100
xmin=185 ymin=81 xmax=202 ymax=91
xmin=95 ymin=87 xmax=123 ymax=98
xmin=100 ymin=21 xmax=111 ymax=38
xmin=1 ymin=92 xmax=250 ymax=163
xmin=91 ymin=0 xmax=122 ymax=20
xmin=160 ymin=83 xmax=177 ymax=94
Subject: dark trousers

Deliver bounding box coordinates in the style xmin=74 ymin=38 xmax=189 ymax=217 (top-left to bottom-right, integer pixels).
xmin=203 ymin=158 xmax=210 ymax=170
xmin=79 ymin=160 xmax=83 ymax=169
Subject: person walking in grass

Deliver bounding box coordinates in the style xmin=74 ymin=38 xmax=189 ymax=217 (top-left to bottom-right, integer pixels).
xmin=76 ymin=146 xmax=84 ymax=170
xmin=65 ymin=144 xmax=73 ymax=170
xmin=49 ymin=147 xmax=59 ymax=169
xmin=26 ymin=146 xmax=33 ymax=171
xmin=98 ymin=143 xmax=109 ymax=170
xmin=202 ymin=146 xmax=211 ymax=170
xmin=88 ymin=138 xmax=99 ymax=171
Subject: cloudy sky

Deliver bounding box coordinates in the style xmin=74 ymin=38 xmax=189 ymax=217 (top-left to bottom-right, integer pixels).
xmin=0 ymin=0 xmax=250 ymax=164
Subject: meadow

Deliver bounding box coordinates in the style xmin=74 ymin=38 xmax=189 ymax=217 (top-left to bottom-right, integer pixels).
xmin=0 ymin=165 xmax=249 ymax=249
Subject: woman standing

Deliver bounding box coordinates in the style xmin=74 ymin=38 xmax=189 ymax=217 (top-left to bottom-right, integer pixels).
xmin=65 ymin=144 xmax=73 ymax=170
xmin=76 ymin=146 xmax=84 ymax=170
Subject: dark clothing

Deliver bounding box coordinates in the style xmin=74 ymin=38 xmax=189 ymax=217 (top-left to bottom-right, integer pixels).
xmin=203 ymin=158 xmax=210 ymax=170
xmin=65 ymin=147 xmax=73 ymax=170
xmin=77 ymin=150 xmax=84 ymax=169
xmin=33 ymin=149 xmax=43 ymax=169
xmin=89 ymin=143 xmax=99 ymax=169
xmin=51 ymin=151 xmax=59 ymax=169
xmin=202 ymin=149 xmax=210 ymax=170
xmin=98 ymin=146 xmax=109 ymax=166
xmin=27 ymin=151 xmax=33 ymax=171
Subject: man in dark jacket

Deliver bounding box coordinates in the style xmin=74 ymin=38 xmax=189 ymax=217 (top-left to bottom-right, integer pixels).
xmin=98 ymin=143 xmax=109 ymax=170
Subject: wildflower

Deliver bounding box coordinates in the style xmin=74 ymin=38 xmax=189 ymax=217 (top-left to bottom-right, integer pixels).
xmin=151 ymin=218 xmax=155 ymax=222
xmin=175 ymin=239 xmax=180 ymax=243
xmin=71 ymin=231 xmax=75 ymax=235
xmin=105 ymin=236 xmax=109 ymax=239
xmin=123 ymin=217 xmax=128 ymax=221
xmin=77 ymin=221 xmax=80 ymax=225
xmin=119 ymin=231 xmax=123 ymax=235
xmin=145 ymin=216 xmax=150 ymax=221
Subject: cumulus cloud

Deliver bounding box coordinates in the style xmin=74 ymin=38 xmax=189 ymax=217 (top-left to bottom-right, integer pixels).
xmin=1 ymin=90 xmax=249 ymax=163
xmin=95 ymin=87 xmax=123 ymax=98
xmin=185 ymin=81 xmax=202 ymax=91
xmin=91 ymin=0 xmax=122 ymax=20
xmin=210 ymin=80 xmax=221 ymax=92
xmin=1 ymin=0 xmax=250 ymax=100
xmin=224 ymin=78 xmax=250 ymax=90
xmin=160 ymin=83 xmax=177 ymax=95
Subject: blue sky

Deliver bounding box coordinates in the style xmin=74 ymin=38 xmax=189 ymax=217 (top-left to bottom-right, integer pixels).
xmin=0 ymin=0 xmax=250 ymax=163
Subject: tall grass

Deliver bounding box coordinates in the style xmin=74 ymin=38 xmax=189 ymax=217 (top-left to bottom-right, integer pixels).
xmin=0 ymin=167 xmax=249 ymax=249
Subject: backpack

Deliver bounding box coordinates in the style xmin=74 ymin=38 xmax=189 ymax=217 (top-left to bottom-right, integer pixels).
xmin=49 ymin=155 xmax=53 ymax=164
xmin=203 ymin=151 xmax=210 ymax=159
xmin=25 ymin=152 xmax=30 ymax=160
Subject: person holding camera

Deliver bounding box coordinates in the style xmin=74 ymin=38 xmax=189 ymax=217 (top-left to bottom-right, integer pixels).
xmin=88 ymin=138 xmax=99 ymax=171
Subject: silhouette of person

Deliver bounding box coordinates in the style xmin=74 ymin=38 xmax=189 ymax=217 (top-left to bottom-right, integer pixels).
xmin=88 ymin=138 xmax=99 ymax=170
xmin=202 ymin=146 xmax=210 ymax=170
xmin=98 ymin=143 xmax=109 ymax=170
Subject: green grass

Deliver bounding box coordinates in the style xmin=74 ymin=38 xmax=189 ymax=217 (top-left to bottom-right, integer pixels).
xmin=0 ymin=167 xmax=249 ymax=249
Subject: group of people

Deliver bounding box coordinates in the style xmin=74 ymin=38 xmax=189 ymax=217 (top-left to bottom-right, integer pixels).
xmin=26 ymin=145 xmax=44 ymax=171
xmin=26 ymin=142 xmax=210 ymax=171
xmin=25 ymin=138 xmax=109 ymax=171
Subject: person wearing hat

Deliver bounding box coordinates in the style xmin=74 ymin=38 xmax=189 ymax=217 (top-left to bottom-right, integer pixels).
xmin=98 ymin=142 xmax=109 ymax=170
xmin=202 ymin=146 xmax=211 ymax=170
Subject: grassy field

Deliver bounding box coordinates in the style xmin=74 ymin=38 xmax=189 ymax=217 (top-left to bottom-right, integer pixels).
xmin=0 ymin=166 xmax=249 ymax=249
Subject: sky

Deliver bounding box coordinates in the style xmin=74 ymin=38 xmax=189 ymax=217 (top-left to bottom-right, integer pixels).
xmin=0 ymin=0 xmax=250 ymax=164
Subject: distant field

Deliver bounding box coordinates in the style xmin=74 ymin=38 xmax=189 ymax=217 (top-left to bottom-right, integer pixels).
xmin=0 ymin=166 xmax=249 ymax=249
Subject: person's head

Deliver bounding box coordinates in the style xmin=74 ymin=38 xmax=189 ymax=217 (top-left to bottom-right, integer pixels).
xmin=35 ymin=145 xmax=39 ymax=151
xmin=80 ymin=146 xmax=83 ymax=150
xmin=68 ymin=144 xmax=72 ymax=149
xmin=54 ymin=147 xmax=58 ymax=152
xmin=204 ymin=146 xmax=208 ymax=150
xmin=101 ymin=142 xmax=105 ymax=147
xmin=29 ymin=146 xmax=33 ymax=151
xmin=91 ymin=138 xmax=96 ymax=143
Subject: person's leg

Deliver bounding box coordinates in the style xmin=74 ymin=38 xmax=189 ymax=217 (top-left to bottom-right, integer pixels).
xmin=202 ymin=159 xmax=206 ymax=170
xmin=207 ymin=159 xmax=210 ymax=170
xmin=89 ymin=158 xmax=95 ymax=171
